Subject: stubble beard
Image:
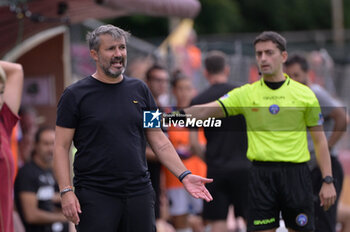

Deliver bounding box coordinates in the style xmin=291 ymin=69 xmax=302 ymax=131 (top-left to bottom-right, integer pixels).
xmin=100 ymin=56 xmax=127 ymax=79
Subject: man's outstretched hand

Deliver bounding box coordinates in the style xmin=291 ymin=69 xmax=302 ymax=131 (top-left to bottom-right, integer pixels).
xmin=182 ymin=174 xmax=213 ymax=202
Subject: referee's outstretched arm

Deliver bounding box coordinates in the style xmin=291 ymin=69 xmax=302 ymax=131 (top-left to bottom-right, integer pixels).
xmin=183 ymin=101 xmax=225 ymax=120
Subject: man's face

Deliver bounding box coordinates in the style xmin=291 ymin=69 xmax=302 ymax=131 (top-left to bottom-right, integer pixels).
xmin=147 ymin=69 xmax=169 ymax=98
xmin=35 ymin=130 xmax=55 ymax=165
xmin=173 ymin=79 xmax=194 ymax=107
xmin=255 ymin=41 xmax=287 ymax=77
xmin=284 ymin=63 xmax=308 ymax=85
xmin=94 ymin=34 xmax=127 ymax=78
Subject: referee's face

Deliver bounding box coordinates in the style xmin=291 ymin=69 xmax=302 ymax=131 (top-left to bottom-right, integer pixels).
xmin=255 ymin=41 xmax=287 ymax=77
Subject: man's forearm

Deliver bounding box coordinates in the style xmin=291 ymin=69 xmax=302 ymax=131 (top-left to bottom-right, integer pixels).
xmin=310 ymin=127 xmax=333 ymax=177
xmin=316 ymin=149 xmax=332 ymax=177
xmin=53 ymin=146 xmax=73 ymax=190
xmin=183 ymin=101 xmax=225 ymax=120
xmin=153 ymin=139 xmax=187 ymax=178
xmin=314 ymin=139 xmax=333 ymax=177
xmin=24 ymin=208 xmax=66 ymax=224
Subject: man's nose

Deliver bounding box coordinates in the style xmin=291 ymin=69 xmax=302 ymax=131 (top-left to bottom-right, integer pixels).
xmin=114 ymin=49 xmax=122 ymax=57
xmin=261 ymin=52 xmax=267 ymax=61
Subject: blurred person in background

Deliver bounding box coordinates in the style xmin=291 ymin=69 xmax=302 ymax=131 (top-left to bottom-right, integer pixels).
xmin=145 ymin=64 xmax=173 ymax=227
xmin=0 ymin=60 xmax=24 ymax=232
xmin=164 ymin=71 xmax=207 ymax=232
xmin=190 ymin=50 xmax=249 ymax=232
xmin=176 ymin=30 xmax=203 ymax=91
xmin=15 ymin=126 xmax=69 ymax=232
xmin=308 ymin=49 xmax=336 ymax=95
xmin=285 ymin=53 xmax=349 ymax=232
xmin=146 ymin=64 xmax=170 ymax=107
xmin=18 ymin=106 xmax=40 ymax=166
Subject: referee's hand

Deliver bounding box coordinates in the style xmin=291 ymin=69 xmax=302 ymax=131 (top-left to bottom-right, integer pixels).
xmin=61 ymin=192 xmax=82 ymax=225
xmin=182 ymin=174 xmax=213 ymax=202
xmin=319 ymin=182 xmax=337 ymax=211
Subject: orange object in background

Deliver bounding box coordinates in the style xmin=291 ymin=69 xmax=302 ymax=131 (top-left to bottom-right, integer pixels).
xmin=11 ymin=123 xmax=20 ymax=182
xmin=164 ymin=127 xmax=207 ymax=189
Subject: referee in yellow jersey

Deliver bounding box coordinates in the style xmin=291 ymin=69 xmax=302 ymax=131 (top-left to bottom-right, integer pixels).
xmin=178 ymin=31 xmax=336 ymax=232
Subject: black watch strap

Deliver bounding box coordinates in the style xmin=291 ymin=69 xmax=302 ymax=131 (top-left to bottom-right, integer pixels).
xmin=322 ymin=176 xmax=334 ymax=184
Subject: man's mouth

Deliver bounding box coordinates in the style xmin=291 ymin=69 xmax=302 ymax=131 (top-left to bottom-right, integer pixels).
xmin=261 ymin=64 xmax=270 ymax=69
xmin=111 ymin=59 xmax=123 ymax=69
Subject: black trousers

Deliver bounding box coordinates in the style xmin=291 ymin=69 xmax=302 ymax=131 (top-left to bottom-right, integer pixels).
xmin=75 ymin=188 xmax=156 ymax=232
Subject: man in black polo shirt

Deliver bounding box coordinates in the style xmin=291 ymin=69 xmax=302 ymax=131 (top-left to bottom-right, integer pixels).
xmin=53 ymin=24 xmax=213 ymax=232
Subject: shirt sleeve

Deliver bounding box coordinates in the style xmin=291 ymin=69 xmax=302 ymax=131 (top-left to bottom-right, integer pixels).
xmin=217 ymin=87 xmax=243 ymax=117
xmin=15 ymin=166 xmax=38 ymax=193
xmin=56 ymin=88 xmax=79 ymax=128
xmin=312 ymin=85 xmax=342 ymax=117
xmin=143 ymin=83 xmax=157 ymax=111
xmin=0 ymin=103 xmax=19 ymax=136
xmin=305 ymin=92 xmax=323 ymax=127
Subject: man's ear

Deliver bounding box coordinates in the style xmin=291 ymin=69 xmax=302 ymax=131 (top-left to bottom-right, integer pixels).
xmin=224 ymin=65 xmax=230 ymax=76
xmin=90 ymin=49 xmax=98 ymax=61
xmin=203 ymin=69 xmax=209 ymax=80
xmin=282 ymin=51 xmax=288 ymax=63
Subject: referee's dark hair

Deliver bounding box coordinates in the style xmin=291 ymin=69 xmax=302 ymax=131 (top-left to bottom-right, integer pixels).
xmin=285 ymin=54 xmax=309 ymax=72
xmin=145 ymin=64 xmax=166 ymax=81
xmin=204 ymin=50 xmax=228 ymax=75
xmin=254 ymin=31 xmax=287 ymax=52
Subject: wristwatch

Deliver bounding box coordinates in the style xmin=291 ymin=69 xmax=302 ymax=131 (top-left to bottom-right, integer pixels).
xmin=322 ymin=176 xmax=334 ymax=184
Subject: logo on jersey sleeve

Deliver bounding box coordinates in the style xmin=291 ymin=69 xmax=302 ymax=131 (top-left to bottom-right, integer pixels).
xmin=269 ymin=104 xmax=280 ymax=114
xmin=318 ymin=113 xmax=324 ymax=125
xmin=219 ymin=93 xmax=229 ymax=100
xmin=143 ymin=109 xmax=162 ymax=128
xmin=295 ymin=213 xmax=308 ymax=227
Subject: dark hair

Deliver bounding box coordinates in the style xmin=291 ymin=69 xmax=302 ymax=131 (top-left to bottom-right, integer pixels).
xmin=86 ymin=24 xmax=131 ymax=51
xmin=171 ymin=70 xmax=188 ymax=88
xmin=285 ymin=54 xmax=309 ymax=72
xmin=145 ymin=64 xmax=167 ymax=81
xmin=254 ymin=31 xmax=287 ymax=52
xmin=35 ymin=126 xmax=54 ymax=144
xmin=204 ymin=50 xmax=227 ymax=74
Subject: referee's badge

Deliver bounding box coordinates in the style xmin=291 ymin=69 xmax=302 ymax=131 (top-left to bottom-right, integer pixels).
xmin=269 ymin=104 xmax=280 ymax=115
xmin=295 ymin=213 xmax=308 ymax=227
xmin=318 ymin=112 xmax=324 ymax=125
xmin=219 ymin=93 xmax=229 ymax=100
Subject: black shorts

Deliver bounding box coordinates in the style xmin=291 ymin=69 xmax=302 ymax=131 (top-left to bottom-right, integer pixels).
xmin=203 ymin=167 xmax=250 ymax=220
xmin=75 ymin=188 xmax=156 ymax=232
xmin=247 ymin=162 xmax=314 ymax=232
xmin=311 ymin=156 xmax=344 ymax=232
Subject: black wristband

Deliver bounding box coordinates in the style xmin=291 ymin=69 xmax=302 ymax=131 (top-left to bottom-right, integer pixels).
xmin=178 ymin=170 xmax=192 ymax=182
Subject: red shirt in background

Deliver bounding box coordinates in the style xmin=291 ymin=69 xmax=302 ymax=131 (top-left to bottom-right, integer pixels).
xmin=0 ymin=103 xmax=19 ymax=232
